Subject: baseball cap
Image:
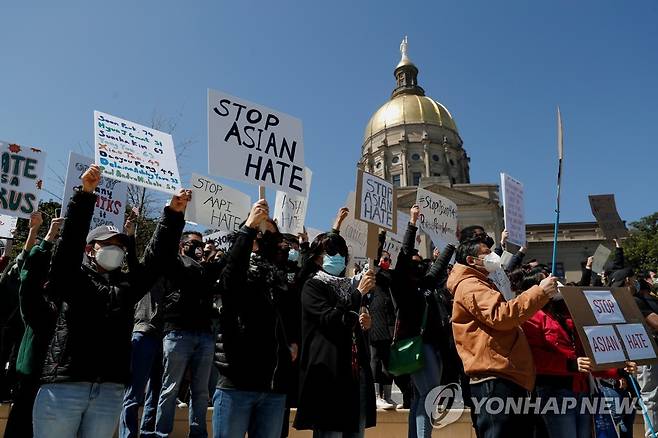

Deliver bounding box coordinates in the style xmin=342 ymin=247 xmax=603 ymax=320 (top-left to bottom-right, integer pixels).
xmin=86 ymin=225 xmax=129 ymax=247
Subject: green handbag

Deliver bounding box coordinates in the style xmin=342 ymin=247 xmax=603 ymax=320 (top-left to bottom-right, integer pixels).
xmin=388 ymin=304 xmax=428 ymax=376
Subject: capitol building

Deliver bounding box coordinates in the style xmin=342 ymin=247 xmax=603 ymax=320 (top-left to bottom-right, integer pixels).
xmin=357 ymin=38 xmax=612 ymax=281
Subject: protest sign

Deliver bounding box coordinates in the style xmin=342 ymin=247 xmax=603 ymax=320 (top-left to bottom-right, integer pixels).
xmin=185 ymin=173 xmax=251 ymax=232
xmin=62 ymin=152 xmax=127 ymax=230
xmin=589 ymin=194 xmax=629 ymax=239
xmin=342 ymin=192 xmax=369 ymax=262
xmin=307 ymin=227 xmax=323 ymax=243
xmin=415 ymin=187 xmax=458 ymax=250
xmin=274 ymin=168 xmax=312 ymax=235
xmin=591 ymin=244 xmax=612 ymax=275
xmin=489 ymin=269 xmax=514 ymax=301
xmin=208 ymin=89 xmax=306 ymax=196
xmin=0 ymin=141 xmax=45 ymax=219
xmin=561 ymin=286 xmax=658 ymax=368
xmin=500 ymin=173 xmax=526 ymax=247
xmin=0 ymin=214 xmax=18 ymax=238
xmin=94 ymin=111 xmax=181 ymax=195
xmin=204 ymin=230 xmax=233 ymax=251
xmin=354 ymin=170 xmax=396 ymax=233
xmin=500 ymin=251 xmax=514 ymax=269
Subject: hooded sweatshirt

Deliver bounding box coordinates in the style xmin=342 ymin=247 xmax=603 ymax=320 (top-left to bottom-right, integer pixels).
xmin=447 ymin=263 xmax=549 ymax=390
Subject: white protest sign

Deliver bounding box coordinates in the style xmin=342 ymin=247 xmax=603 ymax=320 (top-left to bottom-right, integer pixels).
xmin=489 ymin=269 xmax=514 ymax=301
xmin=415 ymin=187 xmax=458 ymax=249
xmin=204 ymin=230 xmax=233 ymax=251
xmin=208 ymin=89 xmax=306 ymax=196
xmin=382 ymin=236 xmax=403 ymax=269
xmin=0 ymin=214 xmax=18 ymax=238
xmin=616 ymin=323 xmax=656 ymax=361
xmin=584 ymin=325 xmax=627 ymax=364
xmin=584 ymin=290 xmax=625 ymax=324
xmin=62 ymin=152 xmax=127 ymax=230
xmin=500 ymin=250 xmax=514 ymax=269
xmin=94 ymin=111 xmax=181 ymax=195
xmin=274 ymin=168 xmax=312 ymax=235
xmin=500 ymin=173 xmax=526 ymax=247
xmin=591 ymin=244 xmax=612 ymax=274
xmin=342 ymin=192 xmax=368 ymax=261
xmin=307 ymin=227 xmax=323 ymax=243
xmin=355 ymin=170 xmax=396 ymax=232
xmin=185 ymin=173 xmax=251 ymax=233
xmin=0 ymin=141 xmax=45 ymax=219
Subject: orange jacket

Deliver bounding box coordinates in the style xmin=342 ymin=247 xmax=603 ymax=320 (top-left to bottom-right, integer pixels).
xmin=447 ymin=263 xmax=549 ymax=391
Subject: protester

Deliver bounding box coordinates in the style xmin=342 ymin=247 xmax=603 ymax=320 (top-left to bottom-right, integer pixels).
xmin=447 ymin=229 xmax=558 ymax=438
xmin=636 ymin=270 xmax=658 ymax=437
xmin=31 ymin=165 xmax=184 ymax=438
xmin=213 ymin=199 xmax=294 ymax=438
xmin=294 ymin=207 xmax=377 ymax=438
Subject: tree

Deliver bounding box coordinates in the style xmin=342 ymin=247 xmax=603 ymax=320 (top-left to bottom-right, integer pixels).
xmin=622 ymin=212 xmax=658 ymax=273
xmin=5 ymin=200 xmax=62 ymax=258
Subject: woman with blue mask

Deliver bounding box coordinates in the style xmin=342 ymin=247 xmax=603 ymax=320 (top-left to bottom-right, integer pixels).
xmin=294 ymin=208 xmax=377 ymax=438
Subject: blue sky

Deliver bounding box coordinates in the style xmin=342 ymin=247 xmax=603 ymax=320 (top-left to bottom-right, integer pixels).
xmin=1 ymin=0 xmax=656 ymax=231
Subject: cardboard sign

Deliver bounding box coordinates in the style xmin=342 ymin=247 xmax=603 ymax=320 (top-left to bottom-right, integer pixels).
xmin=274 ymin=168 xmax=312 ymax=235
xmin=583 ymin=325 xmax=627 ymax=365
xmin=204 ymin=230 xmax=233 ymax=251
xmin=561 ymin=286 xmax=658 ymax=368
xmin=94 ymin=111 xmax=181 ymax=195
xmin=591 ymin=244 xmax=612 ymax=274
xmin=62 ymin=152 xmax=127 ymax=230
xmin=354 ymin=170 xmax=396 ymax=232
xmin=185 ymin=173 xmax=251 ymax=233
xmin=208 ymin=89 xmax=306 ymax=196
xmin=489 ymin=269 xmax=514 ymax=301
xmin=415 ymin=187 xmax=458 ymax=250
xmin=341 ymin=192 xmax=369 ymax=262
xmin=0 ymin=141 xmax=45 ymax=219
xmin=0 ymin=214 xmax=18 ymax=239
xmin=589 ymin=194 xmax=629 ymax=239
xmin=500 ymin=173 xmax=526 ymax=247
xmin=584 ymin=290 xmax=625 ymax=324
xmin=616 ymin=323 xmax=655 ymax=360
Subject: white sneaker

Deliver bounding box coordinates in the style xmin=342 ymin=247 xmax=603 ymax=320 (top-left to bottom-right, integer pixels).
xmin=376 ymin=397 xmax=396 ymax=410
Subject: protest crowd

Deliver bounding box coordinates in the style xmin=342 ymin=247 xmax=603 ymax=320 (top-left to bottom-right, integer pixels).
xmin=0 ymin=160 xmax=654 ymax=438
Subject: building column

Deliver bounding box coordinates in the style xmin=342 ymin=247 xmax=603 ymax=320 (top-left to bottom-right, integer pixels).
xmin=400 ymin=143 xmax=408 ymax=187
xmin=423 ymin=142 xmax=431 ymax=177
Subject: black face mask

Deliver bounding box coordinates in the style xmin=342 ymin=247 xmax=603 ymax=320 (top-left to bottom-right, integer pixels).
xmin=183 ymin=241 xmax=204 ymax=261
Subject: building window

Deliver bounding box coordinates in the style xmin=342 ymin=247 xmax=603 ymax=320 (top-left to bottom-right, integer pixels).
xmin=412 ymin=172 xmax=422 ymax=185
xmin=392 ymin=174 xmax=401 ymax=187
xmin=433 ymin=173 xmax=441 ymax=177
xmin=449 ymin=159 xmax=455 ymax=166
xmin=432 ymin=154 xmax=440 ymax=162
xmin=411 ymin=153 xmax=421 ymax=161
xmin=376 ymin=161 xmax=382 ymax=169
xmin=392 ymin=155 xmax=400 ymax=164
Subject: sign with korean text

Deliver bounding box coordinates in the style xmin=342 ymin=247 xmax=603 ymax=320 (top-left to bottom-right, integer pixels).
xmin=415 ymin=187 xmax=458 ymax=250
xmin=500 ymin=173 xmax=526 ymax=247
xmin=589 ymin=194 xmax=629 ymax=239
xmin=94 ymin=111 xmax=181 ymax=195
xmin=185 ymin=173 xmax=251 ymax=233
xmin=274 ymin=167 xmax=312 ymax=235
xmin=208 ymin=89 xmax=306 ymax=196
xmin=0 ymin=141 xmax=45 ymax=219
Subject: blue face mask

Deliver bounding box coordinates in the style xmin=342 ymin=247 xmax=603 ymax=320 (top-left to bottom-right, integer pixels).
xmin=288 ymin=249 xmax=300 ymax=262
xmin=323 ymin=254 xmax=346 ymax=276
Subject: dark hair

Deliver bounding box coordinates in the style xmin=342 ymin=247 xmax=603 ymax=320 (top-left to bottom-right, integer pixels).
xmin=520 ymin=268 xmax=546 ymax=291
xmin=455 ymin=238 xmax=485 ymax=265
xmin=181 ymin=231 xmax=203 ymax=243
xmin=459 ymin=225 xmax=486 ymax=243
xmin=299 ymin=231 xmax=349 ymax=279
xmin=508 ymin=268 xmax=527 ymax=293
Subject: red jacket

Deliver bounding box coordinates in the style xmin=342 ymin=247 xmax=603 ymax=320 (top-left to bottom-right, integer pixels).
xmin=523 ymin=309 xmax=618 ymax=393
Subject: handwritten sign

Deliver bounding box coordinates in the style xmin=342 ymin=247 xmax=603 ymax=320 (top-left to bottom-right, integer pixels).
xmin=342 ymin=192 xmax=369 ymax=261
xmin=94 ymin=111 xmax=181 ymax=195
xmin=208 ymin=89 xmax=306 ymax=196
xmin=500 ymin=173 xmax=526 ymax=247
xmin=185 ymin=173 xmax=251 ymax=233
xmin=616 ymin=323 xmax=655 ymax=360
xmin=591 ymin=244 xmax=612 ymax=274
xmin=204 ymin=230 xmax=233 ymax=251
xmin=0 ymin=141 xmax=45 ymax=219
xmin=584 ymin=290 xmax=625 ymax=324
xmin=583 ymin=325 xmax=626 ymax=364
xmin=354 ymin=170 xmax=396 ymax=232
xmin=589 ymin=194 xmax=628 ymax=239
xmin=62 ymin=152 xmax=127 ymax=230
xmin=0 ymin=214 xmax=18 ymax=238
xmin=489 ymin=268 xmax=514 ymax=301
xmin=415 ymin=187 xmax=458 ymax=249
xmin=274 ymin=168 xmax=312 ymax=235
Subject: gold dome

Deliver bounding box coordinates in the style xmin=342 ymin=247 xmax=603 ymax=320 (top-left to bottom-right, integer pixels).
xmin=364 ymin=94 xmax=459 ymax=141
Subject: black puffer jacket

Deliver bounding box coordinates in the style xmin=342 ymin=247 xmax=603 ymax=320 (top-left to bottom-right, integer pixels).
xmin=40 ymin=190 xmax=180 ymax=385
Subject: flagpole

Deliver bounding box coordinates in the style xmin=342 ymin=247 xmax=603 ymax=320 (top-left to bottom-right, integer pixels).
xmin=551 ymin=107 xmax=564 ymax=276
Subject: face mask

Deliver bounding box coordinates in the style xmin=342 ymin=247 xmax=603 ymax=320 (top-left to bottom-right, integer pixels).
xmin=288 ymin=249 xmax=300 ymax=262
xmin=95 ymin=245 xmax=126 ymax=271
xmin=481 ymin=252 xmax=502 ymax=273
xmin=323 ymin=254 xmax=346 ymax=276
xmin=379 ymin=259 xmax=391 ymax=270
xmin=184 ymin=241 xmax=203 ymax=261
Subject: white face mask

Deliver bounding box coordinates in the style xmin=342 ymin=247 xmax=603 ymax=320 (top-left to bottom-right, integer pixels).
xmin=482 ymin=252 xmax=502 ymax=273
xmin=95 ymin=245 xmax=126 ymax=271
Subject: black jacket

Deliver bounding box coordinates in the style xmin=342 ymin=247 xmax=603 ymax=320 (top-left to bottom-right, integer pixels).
xmin=214 ymin=225 xmax=292 ymax=393
xmin=40 ymin=190 xmax=178 ymax=385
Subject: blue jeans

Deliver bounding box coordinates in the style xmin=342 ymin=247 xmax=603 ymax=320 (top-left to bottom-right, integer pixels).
xmin=212 ymin=388 xmax=286 ymax=438
xmin=155 ymin=330 xmax=214 ymax=438
xmin=409 ymin=343 xmax=442 ymax=438
xmin=535 ymin=386 xmax=591 ymax=438
xmin=119 ymin=331 xmax=163 ymax=438
xmin=32 ymin=382 xmax=124 ymax=438
xmin=469 ymin=378 xmax=534 ymax=438
xmin=597 ymin=383 xmax=637 ymax=438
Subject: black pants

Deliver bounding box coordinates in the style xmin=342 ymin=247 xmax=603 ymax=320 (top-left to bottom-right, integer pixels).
xmin=369 ymin=340 xmax=393 ymax=385
xmin=469 ymin=378 xmax=534 ymax=438
xmin=4 ymin=374 xmax=40 ymax=438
